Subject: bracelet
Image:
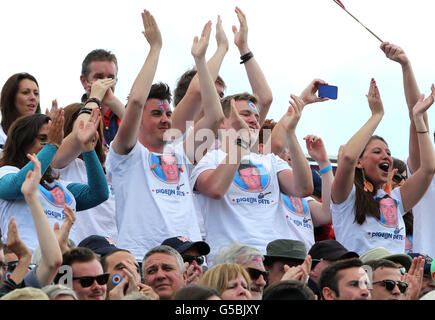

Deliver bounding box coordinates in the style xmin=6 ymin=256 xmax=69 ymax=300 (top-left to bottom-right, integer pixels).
xmin=416 ymin=130 xmax=429 ymax=134
xmin=78 ymin=107 xmax=93 ymax=116
xmin=84 ymin=97 xmax=102 ymax=110
xmin=235 ymin=137 xmax=250 ymax=150
xmin=240 ymin=51 xmax=254 ymax=64
xmin=319 ymin=165 xmax=332 ymax=174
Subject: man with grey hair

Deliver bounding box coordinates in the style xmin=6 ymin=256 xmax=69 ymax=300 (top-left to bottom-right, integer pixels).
xmin=142 ymin=245 xmax=186 ymax=300
xmin=213 ymin=242 xmax=267 ymax=300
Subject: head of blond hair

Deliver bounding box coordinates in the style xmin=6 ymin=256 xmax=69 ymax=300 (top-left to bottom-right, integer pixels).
xmin=198 ymin=263 xmax=251 ymax=295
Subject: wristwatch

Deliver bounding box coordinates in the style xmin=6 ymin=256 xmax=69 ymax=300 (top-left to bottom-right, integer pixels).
xmin=235 ymin=137 xmax=250 ymax=150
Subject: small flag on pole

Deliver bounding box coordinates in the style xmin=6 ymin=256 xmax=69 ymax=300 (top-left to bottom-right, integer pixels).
xmin=332 ymin=0 xmax=383 ymax=42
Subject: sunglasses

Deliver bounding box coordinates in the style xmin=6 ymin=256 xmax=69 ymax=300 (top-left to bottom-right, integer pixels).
xmin=373 ymin=280 xmax=408 ymax=294
xmin=182 ymin=255 xmax=205 ymax=266
xmin=2 ymin=261 xmax=36 ymax=272
xmin=392 ymin=173 xmax=406 ymax=183
xmin=246 ymin=268 xmax=269 ymax=281
xmin=73 ymin=273 xmax=110 ymax=288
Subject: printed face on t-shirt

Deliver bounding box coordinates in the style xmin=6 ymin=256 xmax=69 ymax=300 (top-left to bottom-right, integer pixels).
xmin=50 ymin=186 xmax=67 ymax=206
xmin=289 ymin=196 xmax=305 ymax=216
xmin=282 ymin=194 xmax=308 ymax=217
xmin=159 ymin=155 xmax=179 ymax=183
xmin=379 ymin=197 xmax=398 ymax=227
xmin=238 ymin=167 xmax=262 ymax=192
xmin=150 ymin=153 xmax=181 ymax=184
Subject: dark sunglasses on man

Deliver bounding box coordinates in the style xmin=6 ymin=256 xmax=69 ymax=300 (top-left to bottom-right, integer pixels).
xmin=73 ymin=273 xmax=110 ymax=288
xmin=246 ymin=267 xmax=269 ymax=281
xmin=182 ymin=255 xmax=205 ymax=266
xmin=372 ymin=279 xmax=408 ymax=294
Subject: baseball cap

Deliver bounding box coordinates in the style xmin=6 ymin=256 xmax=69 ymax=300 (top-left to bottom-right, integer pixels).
xmin=161 ymin=236 xmax=210 ymax=256
xmin=263 ymin=239 xmax=307 ymax=265
xmin=78 ymin=235 xmax=120 ymax=256
xmin=308 ymin=240 xmax=359 ymax=266
xmin=360 ymin=247 xmax=412 ymax=271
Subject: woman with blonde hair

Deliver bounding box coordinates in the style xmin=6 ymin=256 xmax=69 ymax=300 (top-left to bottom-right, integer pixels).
xmin=198 ymin=263 xmax=252 ymax=300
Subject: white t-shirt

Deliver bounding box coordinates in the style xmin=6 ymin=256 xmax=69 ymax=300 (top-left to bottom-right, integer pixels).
xmin=55 ymin=158 xmax=118 ymax=245
xmin=0 ymin=166 xmax=76 ymax=252
xmin=106 ymin=141 xmax=202 ymax=261
xmin=280 ymin=194 xmax=315 ymax=251
xmin=330 ymin=185 xmax=406 ymax=255
xmin=408 ymin=170 xmax=435 ymax=257
xmin=190 ymin=150 xmax=292 ymax=265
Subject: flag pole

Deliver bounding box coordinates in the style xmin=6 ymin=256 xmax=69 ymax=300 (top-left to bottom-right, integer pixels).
xmin=333 ymin=0 xmax=383 ymax=43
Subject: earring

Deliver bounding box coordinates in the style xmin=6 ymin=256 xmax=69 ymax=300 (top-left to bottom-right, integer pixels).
xmin=362 ymin=170 xmax=374 ymax=193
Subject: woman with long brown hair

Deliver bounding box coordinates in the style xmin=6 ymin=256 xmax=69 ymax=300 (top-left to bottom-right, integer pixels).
xmin=330 ymin=79 xmax=435 ymax=255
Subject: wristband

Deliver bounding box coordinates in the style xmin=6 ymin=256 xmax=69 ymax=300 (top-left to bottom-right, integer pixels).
xmin=78 ymin=107 xmax=93 ymax=116
xmin=235 ymin=137 xmax=250 ymax=150
xmin=84 ymin=97 xmax=102 ymax=110
xmin=319 ymin=165 xmax=332 ymax=174
xmin=240 ymin=51 xmax=253 ymax=64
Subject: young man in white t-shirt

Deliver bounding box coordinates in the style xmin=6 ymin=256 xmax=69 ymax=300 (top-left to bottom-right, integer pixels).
xmin=190 ymin=91 xmax=316 ymax=264
xmin=105 ymin=15 xmax=225 ymax=261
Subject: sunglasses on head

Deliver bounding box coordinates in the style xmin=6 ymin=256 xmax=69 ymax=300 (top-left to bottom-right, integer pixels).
xmin=246 ymin=268 xmax=269 ymax=281
xmin=73 ymin=273 xmax=110 ymax=288
xmin=392 ymin=173 xmax=406 ymax=183
xmin=182 ymin=255 xmax=205 ymax=266
xmin=373 ymin=280 xmax=408 ymax=294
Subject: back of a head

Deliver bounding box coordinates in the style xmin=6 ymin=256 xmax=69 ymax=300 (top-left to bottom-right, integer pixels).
xmin=121 ymin=291 xmax=154 ymax=300
xmin=213 ymin=242 xmax=263 ymax=266
xmin=262 ymin=280 xmax=316 ymax=300
xmin=42 ymin=284 xmax=78 ymax=300
xmin=173 ymin=285 xmax=222 ymax=300
xmin=1 ymin=287 xmax=49 ymax=300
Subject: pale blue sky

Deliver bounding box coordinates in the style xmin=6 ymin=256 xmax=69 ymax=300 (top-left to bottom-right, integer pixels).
xmin=1 ymin=0 xmax=434 ymax=161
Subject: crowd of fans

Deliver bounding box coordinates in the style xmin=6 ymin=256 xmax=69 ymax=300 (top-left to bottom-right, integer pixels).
xmin=0 ymin=7 xmax=433 ymax=301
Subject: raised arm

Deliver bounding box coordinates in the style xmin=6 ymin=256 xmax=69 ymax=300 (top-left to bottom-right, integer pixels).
xmin=269 ymin=79 xmax=330 ymax=155
xmin=194 ymin=100 xmax=250 ymax=199
xmin=21 ymin=154 xmax=62 ymax=286
xmin=331 ymin=79 xmax=384 ymax=204
xmin=277 ymin=95 xmax=313 ymax=198
xmin=399 ymin=90 xmax=435 ymax=212
xmin=112 ymin=9 xmax=162 ymax=155
xmin=304 ymin=135 xmax=333 ymax=225
xmin=233 ymin=7 xmax=272 ymax=127
xmin=171 ymin=15 xmax=228 ymax=133
xmin=51 ymin=80 xmax=114 ymax=169
xmin=5 ymin=217 xmax=32 ymax=285
xmin=380 ymin=42 xmax=426 ymax=173
xmin=183 ymin=21 xmax=225 ymax=164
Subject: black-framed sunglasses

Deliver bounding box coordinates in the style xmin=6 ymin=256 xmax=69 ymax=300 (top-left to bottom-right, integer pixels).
xmin=392 ymin=173 xmax=406 ymax=183
xmin=73 ymin=273 xmax=110 ymax=288
xmin=182 ymin=255 xmax=205 ymax=266
xmin=373 ymin=280 xmax=408 ymax=294
xmin=246 ymin=267 xmax=269 ymax=281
